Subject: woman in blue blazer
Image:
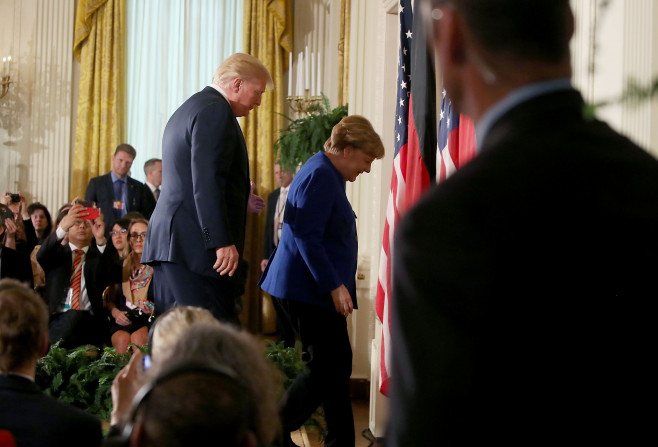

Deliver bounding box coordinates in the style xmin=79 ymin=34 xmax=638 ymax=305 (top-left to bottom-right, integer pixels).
xmin=260 ymin=115 xmax=384 ymax=447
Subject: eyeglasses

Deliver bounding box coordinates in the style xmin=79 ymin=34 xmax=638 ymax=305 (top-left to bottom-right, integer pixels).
xmin=130 ymin=232 xmax=147 ymax=240
xmin=110 ymin=229 xmax=128 ymax=236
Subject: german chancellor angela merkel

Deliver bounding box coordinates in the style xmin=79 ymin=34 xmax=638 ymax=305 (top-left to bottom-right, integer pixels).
xmin=259 ymin=115 xmax=384 ymax=447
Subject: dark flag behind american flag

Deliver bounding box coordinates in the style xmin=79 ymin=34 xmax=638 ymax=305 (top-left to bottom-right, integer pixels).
xmin=376 ymin=0 xmax=437 ymax=396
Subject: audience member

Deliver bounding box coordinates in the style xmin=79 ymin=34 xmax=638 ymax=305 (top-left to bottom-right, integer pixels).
xmin=0 ymin=278 xmax=103 ymax=447
xmin=24 ymin=203 xmax=52 ymax=294
xmin=147 ymin=305 xmax=217 ymax=361
xmin=37 ymin=203 xmax=115 ymax=348
xmin=143 ymin=158 xmax=162 ymax=202
xmin=261 ymin=160 xmax=296 ymax=348
xmin=104 ymin=306 xmax=218 ymax=437
xmin=106 ymin=219 xmax=155 ymax=354
xmin=260 ymin=115 xmax=385 ymax=447
xmin=387 ymin=1 xmax=658 ymax=445
xmin=85 ymin=144 xmax=156 ymax=235
xmin=0 ymin=211 xmax=33 ymax=287
xmin=142 ymin=53 xmax=269 ymax=323
xmin=26 ymin=202 xmax=53 ymax=244
xmin=107 ymin=321 xmax=282 ymax=447
xmin=110 ymin=218 xmax=131 ymax=261
xmin=1 ymin=192 xmax=38 ymax=257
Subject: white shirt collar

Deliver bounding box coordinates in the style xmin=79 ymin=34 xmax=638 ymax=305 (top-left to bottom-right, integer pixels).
xmin=145 ymin=181 xmax=158 ymax=193
xmin=210 ymin=83 xmax=229 ymax=102
xmin=68 ymin=242 xmax=89 ymax=254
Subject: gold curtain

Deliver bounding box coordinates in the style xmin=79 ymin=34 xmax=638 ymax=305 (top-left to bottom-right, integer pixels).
xmin=71 ymin=0 xmax=125 ymax=199
xmin=338 ymin=0 xmax=351 ymax=106
xmin=241 ymin=0 xmax=293 ymax=332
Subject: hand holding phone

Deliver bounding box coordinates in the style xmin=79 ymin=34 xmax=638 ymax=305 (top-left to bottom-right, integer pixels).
xmin=2 ymin=208 xmax=14 ymax=221
xmin=76 ymin=200 xmax=100 ymax=221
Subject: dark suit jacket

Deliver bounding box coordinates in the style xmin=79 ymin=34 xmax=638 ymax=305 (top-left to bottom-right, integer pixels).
xmin=263 ymin=187 xmax=281 ymax=259
xmin=85 ymin=172 xmax=156 ymax=231
xmin=142 ymin=87 xmax=250 ymax=290
xmin=387 ymin=89 xmax=658 ymax=446
xmin=0 ymin=374 xmax=102 ymax=447
xmin=259 ymin=152 xmax=358 ymax=310
xmin=0 ymin=246 xmax=33 ymax=287
xmin=36 ymin=232 xmax=114 ymax=332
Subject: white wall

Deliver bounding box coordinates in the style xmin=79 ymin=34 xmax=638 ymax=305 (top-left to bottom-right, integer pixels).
xmin=0 ymin=0 xmax=75 ymax=213
xmin=571 ymin=0 xmax=658 ymax=156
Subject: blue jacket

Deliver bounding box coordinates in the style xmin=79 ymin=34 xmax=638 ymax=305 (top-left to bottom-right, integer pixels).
xmin=259 ymin=151 xmax=358 ymax=310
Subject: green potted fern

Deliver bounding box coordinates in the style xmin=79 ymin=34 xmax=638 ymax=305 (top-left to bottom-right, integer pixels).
xmin=274 ymin=95 xmax=348 ymax=173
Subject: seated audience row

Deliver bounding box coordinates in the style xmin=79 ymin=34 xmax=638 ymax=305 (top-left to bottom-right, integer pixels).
xmin=2 ymin=190 xmax=154 ymax=352
xmin=2 ymin=279 xmax=278 ymax=447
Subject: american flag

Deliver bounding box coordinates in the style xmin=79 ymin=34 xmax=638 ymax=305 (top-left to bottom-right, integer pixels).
xmin=437 ymin=90 xmax=477 ymax=182
xmin=376 ymin=0 xmax=437 ymax=396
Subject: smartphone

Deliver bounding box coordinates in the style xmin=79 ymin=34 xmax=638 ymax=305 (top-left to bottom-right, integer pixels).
xmin=81 ymin=207 xmax=100 ymax=221
xmin=2 ymin=208 xmax=14 ymax=221
xmin=77 ymin=200 xmax=100 ymax=221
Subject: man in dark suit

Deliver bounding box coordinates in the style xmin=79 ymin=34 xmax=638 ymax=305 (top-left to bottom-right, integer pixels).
xmin=36 ymin=204 xmax=114 ymax=348
xmin=85 ymin=144 xmax=156 ymax=233
xmin=260 ymin=161 xmax=295 ymax=347
xmin=142 ymin=53 xmax=269 ymax=324
xmin=143 ymin=158 xmax=163 ymax=202
xmin=0 ymin=207 xmax=33 ymax=287
xmin=387 ymin=1 xmax=658 ymax=446
xmin=0 ymin=278 xmax=102 ymax=447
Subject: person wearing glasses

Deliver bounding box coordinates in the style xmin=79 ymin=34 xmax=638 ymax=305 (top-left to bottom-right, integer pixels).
xmin=105 ymin=218 xmax=154 ymax=353
xmin=36 ymin=203 xmax=113 ymax=349
xmin=109 ymin=218 xmax=130 ymax=261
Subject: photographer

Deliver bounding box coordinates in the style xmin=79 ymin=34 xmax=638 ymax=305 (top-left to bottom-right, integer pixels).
xmin=0 ymin=205 xmax=33 ymax=286
xmin=1 ymin=191 xmax=39 ymax=257
xmin=36 ymin=201 xmax=115 ymax=348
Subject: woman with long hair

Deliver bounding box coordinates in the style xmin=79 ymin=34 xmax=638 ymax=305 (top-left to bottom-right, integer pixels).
xmin=106 ymin=218 xmax=154 ymax=353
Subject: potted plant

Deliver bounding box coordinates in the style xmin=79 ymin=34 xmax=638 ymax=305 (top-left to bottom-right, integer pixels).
xmin=274 ymin=95 xmax=348 ymax=173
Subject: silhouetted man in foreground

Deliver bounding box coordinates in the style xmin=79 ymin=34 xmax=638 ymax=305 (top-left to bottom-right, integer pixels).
xmin=388 ymin=1 xmax=658 ymax=445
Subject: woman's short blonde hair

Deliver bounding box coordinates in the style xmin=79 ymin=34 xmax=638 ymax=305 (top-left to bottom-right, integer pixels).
xmin=212 ymin=53 xmax=273 ymax=89
xmin=324 ymin=115 xmax=385 ymax=159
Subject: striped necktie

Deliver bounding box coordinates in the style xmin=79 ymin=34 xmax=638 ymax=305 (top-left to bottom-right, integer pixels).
xmin=70 ymin=249 xmax=84 ymax=310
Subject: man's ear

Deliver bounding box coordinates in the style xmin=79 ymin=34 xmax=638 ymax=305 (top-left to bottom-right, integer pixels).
xmin=435 ymin=5 xmax=467 ymax=69
xmin=39 ymin=334 xmax=49 ymax=358
xmin=230 ymin=77 xmax=242 ymax=92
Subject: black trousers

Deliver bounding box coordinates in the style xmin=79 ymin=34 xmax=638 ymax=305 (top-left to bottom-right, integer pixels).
xmin=278 ymin=299 xmax=354 ymax=447
xmin=271 ymin=296 xmax=296 ymax=348
xmin=152 ymin=262 xmax=240 ymax=326
xmin=49 ymin=310 xmax=105 ymax=349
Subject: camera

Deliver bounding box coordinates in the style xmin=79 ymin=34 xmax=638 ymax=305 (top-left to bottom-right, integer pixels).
xmin=9 ymin=193 xmax=20 ymax=203
xmin=1 ymin=208 xmax=13 ymax=221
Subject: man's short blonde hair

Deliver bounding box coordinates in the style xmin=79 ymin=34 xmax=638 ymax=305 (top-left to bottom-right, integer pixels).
xmin=212 ymin=53 xmax=273 ymax=89
xmin=324 ymin=115 xmax=385 ymax=159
